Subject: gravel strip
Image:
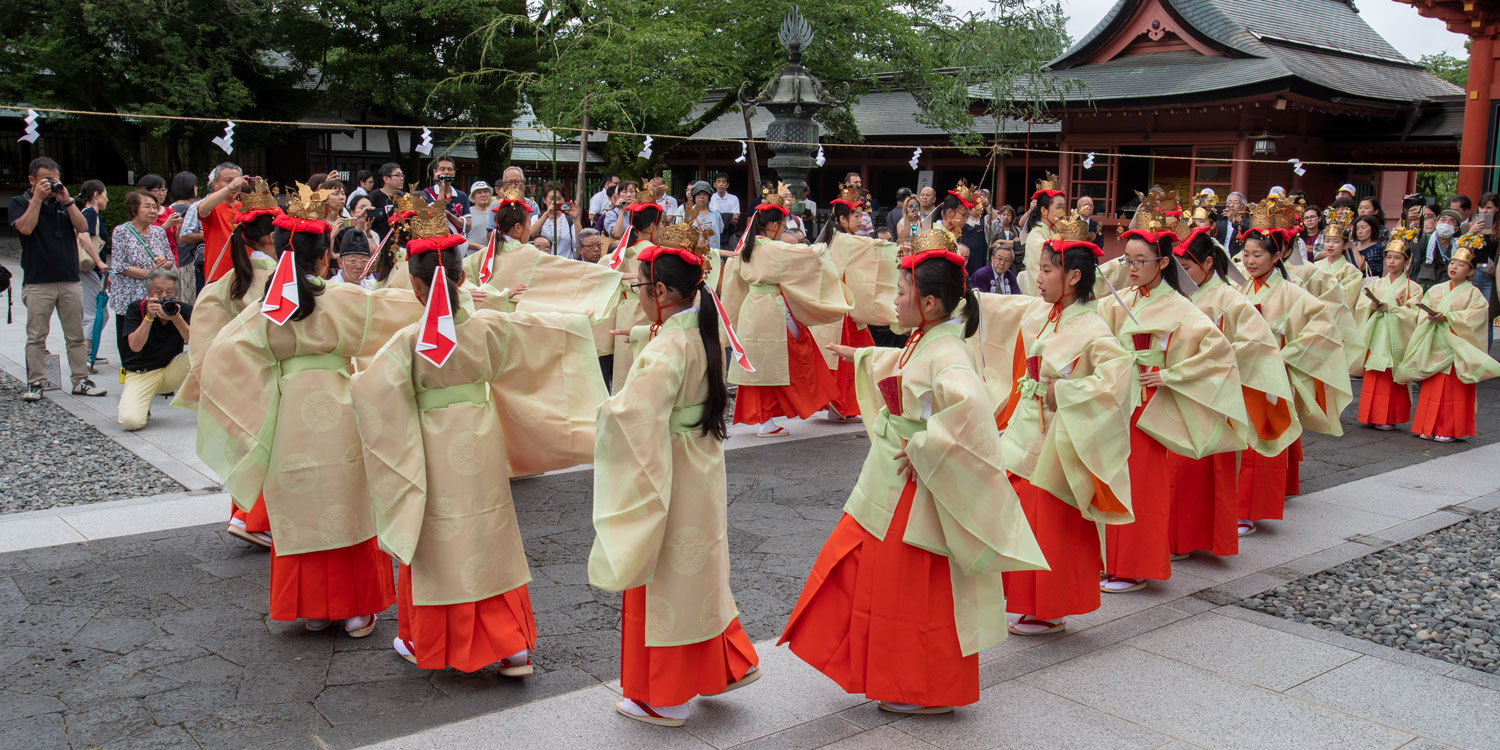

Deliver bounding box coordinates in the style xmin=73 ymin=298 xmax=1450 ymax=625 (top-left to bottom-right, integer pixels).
xmin=1244 ymin=510 xmax=1500 ymax=673
xmin=0 ymin=371 xmax=183 ymax=512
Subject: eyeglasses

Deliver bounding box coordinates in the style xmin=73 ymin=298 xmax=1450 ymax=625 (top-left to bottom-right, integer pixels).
xmin=627 ymin=281 xmax=647 ymax=292
xmin=1120 ymin=257 xmax=1163 ymax=269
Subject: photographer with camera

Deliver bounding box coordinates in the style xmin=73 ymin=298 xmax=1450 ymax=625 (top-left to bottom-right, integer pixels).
xmin=118 ymin=268 xmax=192 ymax=431
xmin=422 ymin=157 xmax=470 ymax=232
xmin=9 ymin=157 xmax=106 ymax=402
xmin=530 ymin=182 xmax=583 ymax=259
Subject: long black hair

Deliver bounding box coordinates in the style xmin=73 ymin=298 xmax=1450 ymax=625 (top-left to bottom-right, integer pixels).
xmin=740 ymin=208 xmax=784 ymax=262
xmin=1177 ymin=231 xmax=1229 ymax=281
xmin=1042 ymin=244 xmax=1098 ymax=304
xmin=813 ymin=201 xmax=855 ymax=245
xmin=372 ymin=231 xmax=400 ymax=281
xmin=1242 ymin=232 xmax=1288 ymax=279
xmin=1024 ymin=192 xmax=1067 ymax=233
xmin=636 ymin=253 xmax=728 ymax=440
xmin=494 ymin=204 xmax=530 ymax=236
xmin=229 ymin=213 xmax=275 ymax=301
xmin=1125 ymin=232 xmax=1184 ymax=293
xmin=268 ymin=227 xmax=330 ymax=321
xmin=905 ymin=256 xmax=981 ymax=338
xmin=407 ymin=246 xmax=463 ymax=314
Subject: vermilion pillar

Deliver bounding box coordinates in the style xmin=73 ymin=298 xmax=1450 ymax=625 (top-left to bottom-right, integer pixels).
xmin=1459 ymin=34 xmax=1496 ymax=200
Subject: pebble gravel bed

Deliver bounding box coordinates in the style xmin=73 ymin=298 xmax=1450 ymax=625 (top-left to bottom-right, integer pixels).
xmin=1245 ymin=510 xmax=1500 ymax=673
xmin=0 ymin=372 xmax=183 ymax=512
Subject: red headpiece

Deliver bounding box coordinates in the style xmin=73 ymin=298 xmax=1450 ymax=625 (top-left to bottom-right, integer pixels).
xmin=899 ymin=249 xmax=967 ymax=273
xmin=1030 ymin=172 xmax=1064 ymax=204
xmin=407 ymin=233 xmax=466 ymax=255
xmin=1172 ymin=225 xmax=1215 ymax=257
xmin=260 ymin=249 xmax=301 ymax=326
xmin=271 ymin=214 xmax=330 ymax=235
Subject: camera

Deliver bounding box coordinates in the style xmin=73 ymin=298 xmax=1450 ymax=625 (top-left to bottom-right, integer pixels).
xmin=436 ymin=174 xmax=455 ymax=183
xmin=559 ymin=202 xmax=573 ymax=212
xmin=158 ymin=298 xmax=181 ymax=318
xmin=40 ymin=178 xmax=62 ymax=193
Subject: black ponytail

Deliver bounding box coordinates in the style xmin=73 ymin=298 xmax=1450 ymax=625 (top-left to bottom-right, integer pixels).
xmin=494 ymin=204 xmax=529 ymax=236
xmin=407 ymin=246 xmax=463 ymax=314
xmin=373 ymin=231 xmax=399 ymax=281
xmin=813 ymin=201 xmax=852 ymax=245
xmin=638 ymin=254 xmax=728 ymax=440
xmin=269 ymin=227 xmax=329 ymax=321
xmin=1178 ymin=232 xmax=1229 ymax=281
xmin=229 ymin=213 xmax=274 ymax=301
xmin=741 ymin=209 xmax=785 ymax=262
xmin=960 ymin=288 xmax=981 ymax=338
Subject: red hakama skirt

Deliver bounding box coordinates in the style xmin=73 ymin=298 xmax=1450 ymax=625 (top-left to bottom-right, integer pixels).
xmin=779 ymin=478 xmax=979 ymax=708
xmin=1103 ymin=406 xmax=1173 ymax=581
xmin=733 ymin=318 xmax=840 ymax=425
xmin=829 ymin=316 xmax=875 ymax=418
xmin=619 ymin=587 xmax=758 ymax=707
xmin=268 ymin=537 xmax=395 ymax=622
xmin=1358 ymin=369 xmax=1411 ymax=426
xmin=1004 ymin=474 xmax=1101 ymax=620
xmin=1168 ymin=452 xmax=1239 ymax=557
xmin=1238 ymin=447 xmax=1289 ymax=521
xmin=1286 ymin=438 xmax=1303 ymax=497
xmin=1411 ymin=369 xmax=1477 ymax=438
xmin=396 ymin=564 xmax=537 ymax=672
xmin=230 ymin=495 xmax=271 ymax=533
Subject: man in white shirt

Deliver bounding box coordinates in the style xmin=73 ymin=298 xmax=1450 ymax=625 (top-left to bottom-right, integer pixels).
xmin=587 ymin=173 xmax=619 ymax=225
xmin=709 ymin=172 xmax=740 ymax=248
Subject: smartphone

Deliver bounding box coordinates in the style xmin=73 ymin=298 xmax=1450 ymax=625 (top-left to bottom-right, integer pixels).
xmin=560 ymin=202 xmax=572 ymax=213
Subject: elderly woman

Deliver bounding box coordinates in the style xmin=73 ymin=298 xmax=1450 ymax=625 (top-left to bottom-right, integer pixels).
xmin=110 ymin=190 xmax=175 ymax=355
xmin=464 ymin=181 xmax=493 ymax=255
xmin=969 ymin=241 xmax=1020 ymax=294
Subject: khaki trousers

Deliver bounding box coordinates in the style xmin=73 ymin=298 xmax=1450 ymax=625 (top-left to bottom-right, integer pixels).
xmin=118 ymin=352 xmax=188 ymax=431
xmin=22 ymin=282 xmax=88 ymax=386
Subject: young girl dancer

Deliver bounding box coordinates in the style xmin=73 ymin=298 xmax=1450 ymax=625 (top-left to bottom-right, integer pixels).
xmin=589 ymin=223 xmax=760 ymax=727
xmin=817 ymin=182 xmax=900 ymax=421
xmin=1354 ymin=232 xmax=1424 ymax=430
xmin=780 ymin=228 xmax=1046 ymax=715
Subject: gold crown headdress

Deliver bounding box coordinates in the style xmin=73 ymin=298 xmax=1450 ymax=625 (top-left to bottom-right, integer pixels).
xmin=406 ymin=196 xmax=452 ymax=239
xmin=1455 ymin=232 xmax=1486 ymax=265
xmin=393 ymin=192 xmax=427 ymax=215
xmin=657 ymin=222 xmax=710 ymax=259
xmin=830 ymin=182 xmax=863 ymax=208
xmin=1248 ymin=198 xmax=1299 ymax=231
xmin=1323 ymin=207 xmax=1354 ymax=239
xmin=912 ymin=227 xmax=959 ymax=255
xmin=239 ymin=178 xmax=278 ymax=212
xmin=948 ymin=179 xmax=979 ymax=209
xmin=1034 ymin=172 xmax=1061 ymax=194
xmin=1054 ymin=210 xmax=1097 ymax=243
xmin=759 ymin=182 xmax=789 ymax=209
xmin=283 ymin=181 xmax=335 ymax=221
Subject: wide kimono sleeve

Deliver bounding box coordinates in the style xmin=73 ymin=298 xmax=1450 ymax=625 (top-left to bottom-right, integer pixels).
xmin=587 ymin=342 xmax=684 ymax=592
xmin=1143 ymin=305 xmax=1251 ymax=458
xmin=902 ymin=361 xmax=1048 ymax=576
xmin=1221 ymin=293 xmax=1301 ymax=456
xmin=171 ymin=274 xmax=240 ymax=410
xmin=967 ymin=292 xmax=1046 ymax=425
xmin=1031 ymin=334 xmax=1135 ymax=524
xmin=1354 ymin=279 xmax=1421 ymax=373
xmin=1021 ymin=227 xmax=1049 ymax=297
xmin=764 ymin=241 xmax=854 ymax=328
xmin=197 ymin=307 xmax=281 ymax=512
xmin=489 ymin=311 xmax=610 ymax=475
xmin=1396 ymin=284 xmax=1500 ymax=384
xmin=492 ymin=244 xmax=624 ymax=323
xmin=1277 ymin=285 xmax=1354 ymax=435
xmin=349 ymin=327 xmax=427 ymax=565
xmin=827 ymin=232 xmax=899 ymax=326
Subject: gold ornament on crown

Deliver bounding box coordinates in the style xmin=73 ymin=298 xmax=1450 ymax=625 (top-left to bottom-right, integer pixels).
xmin=496 ymin=183 xmax=526 ymax=205
xmin=1034 ymin=172 xmax=1061 ymax=194
xmin=949 ymin=179 xmax=979 ymax=207
xmin=1322 ymin=206 xmax=1355 ymax=239
xmin=1247 ymin=198 xmax=1301 ymax=231
xmin=1191 ymin=190 xmax=1216 ymax=222
xmin=912 ymin=227 xmax=959 ymax=255
xmin=657 ymin=222 xmax=710 ymax=258
xmin=283 ymin=181 xmax=335 ymax=221
xmin=239 ymin=178 xmax=278 ymax=211
xmin=1054 ymin=210 xmax=1097 ymax=243
xmin=1127 ymin=190 xmax=1184 ymax=234
xmin=759 ymin=182 xmax=790 ymax=209
xmin=393 ymin=192 xmax=427 ymax=215
xmin=682 ymin=204 xmax=717 ymax=245
xmin=1453 ymin=245 xmax=1479 ymax=266
xmin=406 ymin=196 xmax=452 ymax=239
xmin=834 ymin=182 xmax=862 ymax=205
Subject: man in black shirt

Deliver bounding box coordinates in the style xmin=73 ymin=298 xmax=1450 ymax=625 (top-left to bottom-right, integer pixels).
xmin=8 ymin=156 xmax=105 ymax=401
xmin=366 ymin=162 xmax=407 ymax=239
xmin=117 ymin=269 xmax=192 ymax=431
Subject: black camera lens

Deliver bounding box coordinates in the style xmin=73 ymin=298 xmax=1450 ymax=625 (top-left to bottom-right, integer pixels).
xmin=159 ymin=298 xmax=180 ymax=317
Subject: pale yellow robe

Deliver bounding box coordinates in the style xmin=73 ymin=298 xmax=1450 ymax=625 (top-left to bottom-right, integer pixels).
xmin=1238 ymin=272 xmax=1352 ymax=436
xmin=475 ymin=241 xmax=623 ymax=322
xmin=809 ymin=232 xmax=900 ymax=367
xmin=844 ymin=322 xmax=1048 ymax=655
xmin=719 ymin=238 xmax=852 ymax=386
xmin=589 ymin=310 xmax=740 ymax=646
xmin=199 ymin=282 xmax=422 ymax=555
xmin=1395 ymin=280 xmax=1500 ymax=385
xmin=1021 ymin=223 xmax=1052 ymax=297
xmin=1189 ymin=275 xmax=1302 ymax=456
xmin=1098 ymin=285 xmax=1250 ymax=458
xmin=353 ymin=300 xmax=605 ymax=604
xmin=1354 ymin=274 xmax=1424 ymax=374
xmin=173 ymin=255 xmax=276 ymax=409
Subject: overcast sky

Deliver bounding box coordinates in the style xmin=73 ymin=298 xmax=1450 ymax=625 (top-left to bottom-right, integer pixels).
xmin=948 ymin=0 xmax=1468 ymax=60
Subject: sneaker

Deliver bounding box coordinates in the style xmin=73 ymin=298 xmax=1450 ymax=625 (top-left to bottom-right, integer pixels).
xmin=22 ymin=382 xmax=43 ymax=402
xmin=71 ymin=379 xmax=107 ymax=397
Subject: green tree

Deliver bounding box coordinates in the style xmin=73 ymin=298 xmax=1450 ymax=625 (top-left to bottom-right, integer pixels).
xmin=462 ymin=0 xmax=1071 ymax=179
xmin=316 ymin=0 xmax=534 ymax=181
xmin=1419 ymin=51 xmax=1468 ymax=88
xmin=0 ymin=1 xmax=322 ymax=173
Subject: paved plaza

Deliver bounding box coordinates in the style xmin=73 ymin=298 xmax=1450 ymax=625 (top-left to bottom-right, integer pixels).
xmin=3 ymin=250 xmax=1500 ymax=749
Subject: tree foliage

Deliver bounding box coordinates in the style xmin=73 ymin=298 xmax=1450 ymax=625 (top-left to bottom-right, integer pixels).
xmin=1419 ymin=51 xmax=1468 ymax=88
xmin=0 ymin=0 xmax=323 ymax=172
xmin=462 ymin=0 xmax=1073 ymax=178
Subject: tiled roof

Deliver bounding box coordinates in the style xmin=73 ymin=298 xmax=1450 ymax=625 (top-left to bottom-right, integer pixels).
xmin=687 ymin=90 xmax=1056 ymax=141
xmin=1044 ymin=0 xmax=1459 ymax=105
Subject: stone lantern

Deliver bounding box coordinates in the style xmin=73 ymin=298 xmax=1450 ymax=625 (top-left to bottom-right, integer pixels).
xmin=737 ymin=6 xmax=848 ymax=198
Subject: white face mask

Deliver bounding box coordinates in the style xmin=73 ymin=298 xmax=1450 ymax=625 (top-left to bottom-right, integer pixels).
xmin=1436 ymin=223 xmax=1456 ymax=239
